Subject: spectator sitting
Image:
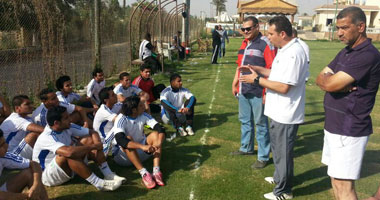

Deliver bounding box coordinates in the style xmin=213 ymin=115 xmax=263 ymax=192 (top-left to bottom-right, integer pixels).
xmin=0 ymin=129 xmax=49 ymax=199
xmin=132 ymin=63 xmax=166 ymax=113
xmin=86 ymin=68 xmax=106 ymax=106
xmin=139 ymin=33 xmax=161 ymax=73
xmin=160 ymin=73 xmax=196 ymax=137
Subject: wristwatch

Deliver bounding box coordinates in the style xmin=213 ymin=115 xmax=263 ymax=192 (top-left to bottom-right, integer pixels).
xmin=254 ymin=75 xmax=261 ymax=85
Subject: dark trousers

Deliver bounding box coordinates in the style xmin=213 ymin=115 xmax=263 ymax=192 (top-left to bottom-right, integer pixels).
xmin=211 ymin=44 xmax=220 ymax=64
xmin=162 ymin=98 xmax=196 ymax=128
xmin=143 ymin=56 xmax=161 ymax=73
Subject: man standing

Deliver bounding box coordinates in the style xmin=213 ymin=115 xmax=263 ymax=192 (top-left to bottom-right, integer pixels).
xmin=316 ymin=7 xmax=380 ymax=200
xmin=217 ymin=25 xmax=229 ymax=58
xmin=211 ymin=25 xmax=221 ymax=64
xmin=231 ymin=16 xmax=276 ymax=170
xmin=240 ymin=15 xmax=308 ymax=199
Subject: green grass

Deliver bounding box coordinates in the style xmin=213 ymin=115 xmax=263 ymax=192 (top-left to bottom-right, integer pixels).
xmin=9 ymin=38 xmax=380 ymax=199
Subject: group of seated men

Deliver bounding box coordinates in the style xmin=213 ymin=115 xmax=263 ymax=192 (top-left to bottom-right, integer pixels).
xmin=0 ymin=64 xmax=197 ymax=198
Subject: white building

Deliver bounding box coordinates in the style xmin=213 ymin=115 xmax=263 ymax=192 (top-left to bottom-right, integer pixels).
xmin=314 ymin=0 xmax=380 ymax=32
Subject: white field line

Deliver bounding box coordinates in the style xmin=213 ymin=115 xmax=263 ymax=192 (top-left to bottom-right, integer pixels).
xmin=189 ymin=65 xmax=221 ymax=200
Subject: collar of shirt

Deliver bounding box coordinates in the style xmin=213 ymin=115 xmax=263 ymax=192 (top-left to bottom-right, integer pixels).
xmin=345 ymin=38 xmax=371 ymax=53
xmin=278 ymin=38 xmax=297 ymax=53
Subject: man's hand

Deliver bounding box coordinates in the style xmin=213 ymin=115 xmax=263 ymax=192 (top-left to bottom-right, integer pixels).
xmin=232 ymin=85 xmax=238 ymax=96
xmin=239 ymin=65 xmax=254 ymax=73
xmin=142 ymin=145 xmax=156 ymax=154
xmin=91 ymin=142 xmax=103 ymax=151
xmin=178 ymin=107 xmax=190 ymax=114
xmin=27 ymin=183 xmax=41 ymax=200
xmin=239 ymin=67 xmax=258 ymax=84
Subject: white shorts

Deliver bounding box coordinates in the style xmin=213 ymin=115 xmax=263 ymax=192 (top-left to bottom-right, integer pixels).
xmin=12 ymin=139 xmax=33 ymax=160
xmin=113 ymin=146 xmax=152 ymax=167
xmin=321 ymin=129 xmax=368 ymax=180
xmin=0 ymin=183 xmax=7 ymax=192
xmin=42 ymin=157 xmax=74 ymax=186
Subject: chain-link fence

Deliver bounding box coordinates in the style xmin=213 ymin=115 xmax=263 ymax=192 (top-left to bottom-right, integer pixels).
xmin=0 ymin=0 xmax=203 ymax=101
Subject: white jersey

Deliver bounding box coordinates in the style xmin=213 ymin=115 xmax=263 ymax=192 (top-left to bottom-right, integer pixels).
xmin=0 ymin=113 xmax=32 ymax=153
xmin=113 ymin=84 xmax=142 ymax=101
xmin=139 ymin=39 xmax=152 ymax=60
xmin=32 ymin=103 xmax=75 ymax=127
xmin=0 ymin=152 xmax=30 ymax=176
xmin=160 ymin=86 xmax=194 ymax=109
xmin=86 ymin=79 xmax=105 ymax=105
xmin=111 ymin=113 xmax=158 ymax=144
xmin=56 ymin=91 xmax=81 ymax=104
xmin=93 ymin=104 xmax=118 ymax=140
xmin=32 ymin=124 xmax=89 ymax=170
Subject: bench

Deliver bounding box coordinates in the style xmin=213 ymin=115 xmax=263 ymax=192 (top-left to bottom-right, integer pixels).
xmin=131 ymin=59 xmax=144 ymax=65
xmin=157 ymin=42 xmax=177 ymax=61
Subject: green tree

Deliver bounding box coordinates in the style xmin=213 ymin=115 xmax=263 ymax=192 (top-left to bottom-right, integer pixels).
xmin=212 ymin=0 xmax=226 ymax=16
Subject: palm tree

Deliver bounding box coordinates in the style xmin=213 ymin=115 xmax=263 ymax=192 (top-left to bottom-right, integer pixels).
xmin=212 ymin=0 xmax=227 ymax=17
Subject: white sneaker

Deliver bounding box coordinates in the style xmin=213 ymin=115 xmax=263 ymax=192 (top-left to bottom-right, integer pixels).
xmin=166 ymin=133 xmax=177 ymax=142
xmin=186 ymin=126 xmax=195 ymax=136
xmin=264 ymin=192 xmax=293 ymax=200
xmin=178 ymin=127 xmax=187 ymax=136
xmin=264 ymin=177 xmax=275 ymax=184
xmin=105 ymin=173 xmax=127 ymax=183
xmin=99 ymin=179 xmax=122 ymax=191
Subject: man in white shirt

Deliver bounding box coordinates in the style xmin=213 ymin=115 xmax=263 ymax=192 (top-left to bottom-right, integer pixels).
xmin=0 ymin=129 xmax=49 ymax=199
xmin=32 ymin=106 xmax=124 ymax=191
xmin=33 ymin=88 xmax=92 ymax=129
xmin=292 ymin=28 xmax=310 ymax=81
xmin=240 ymin=16 xmax=308 ymax=200
xmin=0 ymin=95 xmax=44 ymax=160
xmin=87 ymin=68 xmax=106 ymax=106
xmin=139 ymin=33 xmax=161 ymax=73
xmin=112 ymin=96 xmax=166 ymax=189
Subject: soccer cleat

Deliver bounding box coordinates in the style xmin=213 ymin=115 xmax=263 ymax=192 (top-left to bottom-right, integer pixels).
xmin=99 ymin=179 xmax=122 ymax=191
xmin=178 ymin=127 xmax=187 ymax=136
xmin=263 ymin=192 xmax=293 ymax=200
xmin=142 ymin=172 xmax=156 ymax=189
xmin=153 ymin=171 xmax=165 ymax=186
xmin=186 ymin=126 xmax=195 ymax=136
xmin=105 ymin=173 xmax=127 ymax=183
xmin=264 ymin=177 xmax=276 ymax=184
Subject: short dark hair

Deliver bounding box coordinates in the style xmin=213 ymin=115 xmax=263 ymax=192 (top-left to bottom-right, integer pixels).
xmin=121 ymin=96 xmax=140 ymax=116
xmin=269 ymin=15 xmax=292 ymax=37
xmin=56 ymin=75 xmax=71 ymax=91
xmin=292 ymin=28 xmax=298 ymax=37
xmin=140 ymin=63 xmax=152 ymax=71
xmin=337 ymin=6 xmax=366 ymax=25
xmin=99 ymin=86 xmax=114 ymax=105
xmin=47 ymin=106 xmax=66 ymax=126
xmin=12 ymin=95 xmax=29 ymax=109
xmin=92 ymin=68 xmax=103 ymax=77
xmin=243 ymin=16 xmax=259 ymax=26
xmin=170 ymin=73 xmax=181 ymax=83
xmin=39 ymin=88 xmax=55 ymax=101
xmin=145 ymin=33 xmax=151 ymax=40
xmin=0 ymin=129 xmax=3 ymax=138
xmin=214 ymin=25 xmax=219 ymax=30
xmin=119 ymin=72 xmax=130 ymax=80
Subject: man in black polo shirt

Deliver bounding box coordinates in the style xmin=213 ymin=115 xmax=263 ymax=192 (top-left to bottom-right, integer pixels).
xmin=316 ymin=7 xmax=380 ymax=200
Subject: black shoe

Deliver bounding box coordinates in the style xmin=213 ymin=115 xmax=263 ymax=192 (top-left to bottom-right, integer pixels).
xmin=251 ymin=160 xmax=268 ymax=169
xmin=230 ymin=150 xmax=254 ymax=156
xmin=211 ymin=62 xmax=218 ymax=64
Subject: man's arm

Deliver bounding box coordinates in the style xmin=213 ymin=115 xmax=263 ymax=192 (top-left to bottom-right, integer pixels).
xmin=27 ymin=161 xmax=44 ymax=200
xmin=55 ymin=143 xmax=101 ymax=159
xmin=74 ymin=105 xmax=92 ymax=128
xmin=115 ymin=133 xmax=156 ymax=153
xmin=316 ymin=66 xmax=355 ymax=92
xmin=26 ymin=123 xmax=44 ymax=133
xmin=232 ymin=67 xmax=239 ymax=96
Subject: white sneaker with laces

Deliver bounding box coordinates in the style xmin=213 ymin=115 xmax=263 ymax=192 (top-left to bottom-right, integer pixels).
xmin=264 ymin=177 xmax=275 ymax=184
xmin=105 ymin=173 xmax=127 ymax=183
xmin=99 ymin=179 xmax=122 ymax=191
xmin=263 ymin=192 xmax=293 ymax=200
xmin=178 ymin=127 xmax=187 ymax=136
xmin=166 ymin=133 xmax=177 ymax=142
xmin=186 ymin=126 xmax=194 ymax=136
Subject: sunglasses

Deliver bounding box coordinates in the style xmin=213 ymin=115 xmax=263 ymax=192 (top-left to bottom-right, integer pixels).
xmin=241 ymin=24 xmax=257 ymax=32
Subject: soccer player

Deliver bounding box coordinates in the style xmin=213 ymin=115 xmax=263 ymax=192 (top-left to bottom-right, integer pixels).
xmin=0 ymin=129 xmax=49 ymax=200
xmin=32 ymin=88 xmax=92 ymax=128
xmin=0 ymin=95 xmax=44 ymax=159
xmin=32 ymin=106 xmax=124 ymax=191
xmin=87 ymin=68 xmax=106 ymax=106
xmin=160 ymin=73 xmax=196 ymax=136
xmin=112 ymin=96 xmax=166 ymax=189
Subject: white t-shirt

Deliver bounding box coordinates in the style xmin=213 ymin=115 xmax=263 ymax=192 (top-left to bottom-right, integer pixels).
xmin=56 ymin=91 xmax=81 ymax=104
xmin=0 ymin=152 xmax=30 ymax=176
xmin=32 ymin=124 xmax=89 ymax=170
xmin=86 ymin=79 xmax=105 ymax=105
xmin=139 ymin=39 xmax=152 ymax=60
xmin=297 ymin=38 xmax=310 ymax=80
xmin=32 ymin=103 xmax=75 ymax=127
xmin=93 ymin=104 xmax=118 ymax=140
xmin=113 ymin=84 xmax=142 ymax=102
xmin=264 ymin=38 xmax=308 ymax=124
xmin=0 ymin=113 xmax=32 ymax=152
xmin=111 ymin=113 xmax=158 ymax=144
xmin=160 ymin=86 xmax=194 ymax=109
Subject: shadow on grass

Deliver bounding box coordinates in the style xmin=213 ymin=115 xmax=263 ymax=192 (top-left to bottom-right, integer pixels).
xmin=53 ymin=185 xmax=148 ymax=199
xmin=294 ymin=129 xmax=324 ymax=158
xmin=194 ymin=112 xmax=236 ymax=130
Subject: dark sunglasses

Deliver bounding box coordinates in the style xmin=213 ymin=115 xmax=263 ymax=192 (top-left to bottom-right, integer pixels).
xmin=241 ymin=24 xmax=257 ymax=32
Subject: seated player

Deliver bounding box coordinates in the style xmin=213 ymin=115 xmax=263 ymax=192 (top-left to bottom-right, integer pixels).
xmin=0 ymin=129 xmax=49 ymax=200
xmin=111 ymin=96 xmax=165 ymax=189
xmin=132 ymin=64 xmax=166 ymax=113
xmin=0 ymin=95 xmax=11 ymax=124
xmin=114 ymin=72 xmax=150 ymax=111
xmin=32 ymin=88 xmax=92 ymax=128
xmin=160 ymin=73 xmax=196 ymax=136
xmin=56 ymin=75 xmax=97 ymax=113
xmin=87 ymin=68 xmax=106 ymax=106
xmin=93 ymin=86 xmax=121 ymax=154
xmin=32 ymin=106 xmax=124 ymax=191
xmin=0 ymin=95 xmax=44 ymax=159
